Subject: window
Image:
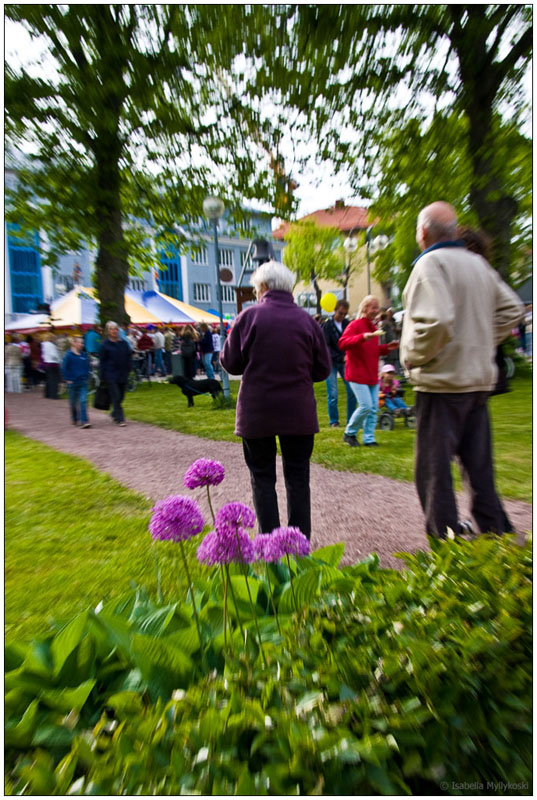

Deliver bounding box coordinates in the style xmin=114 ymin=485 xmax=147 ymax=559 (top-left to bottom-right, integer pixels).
xmin=129 ymin=278 xmax=146 ymax=291
xmin=217 ymin=285 xmax=236 ymax=303
xmin=218 ymin=248 xmax=234 ymax=268
xmin=240 ymin=249 xmax=253 ymax=268
xmin=8 ymin=228 xmax=43 ymax=313
xmin=193 ymin=283 xmax=211 ymax=303
xmin=191 ymin=246 xmax=208 ymax=265
xmin=297 ymin=292 xmax=317 ymax=309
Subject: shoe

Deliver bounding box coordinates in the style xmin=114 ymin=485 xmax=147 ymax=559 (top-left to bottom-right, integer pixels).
xmin=458 ymin=519 xmax=476 ymax=539
xmin=363 ymin=442 xmax=380 ymax=447
xmin=343 ymin=433 xmax=360 ymax=447
xmin=118 ymin=422 xmax=127 ymax=427
xmin=80 ymin=423 xmax=91 ymax=429
xmin=330 ymin=422 xmax=340 ymax=428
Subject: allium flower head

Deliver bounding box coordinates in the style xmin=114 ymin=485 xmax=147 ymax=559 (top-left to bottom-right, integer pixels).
xmin=215 ymin=502 xmax=256 ymax=532
xmin=184 ymin=458 xmax=225 ymax=490
xmin=149 ymin=495 xmax=204 ymax=542
xmin=265 ymin=527 xmax=310 ymax=561
xmin=197 ymin=528 xmax=254 ymax=565
xmin=252 ymin=534 xmax=272 ymax=562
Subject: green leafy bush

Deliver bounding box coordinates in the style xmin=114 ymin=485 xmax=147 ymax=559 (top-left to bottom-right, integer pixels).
xmin=5 ymin=537 xmax=532 ymax=795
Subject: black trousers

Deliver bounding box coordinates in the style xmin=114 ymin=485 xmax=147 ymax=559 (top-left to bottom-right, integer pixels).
xmin=415 ymin=391 xmax=504 ymax=538
xmin=242 ymin=434 xmax=315 ymax=539
xmin=44 ymin=364 xmax=61 ymax=398
xmin=108 ymin=381 xmax=127 ymax=423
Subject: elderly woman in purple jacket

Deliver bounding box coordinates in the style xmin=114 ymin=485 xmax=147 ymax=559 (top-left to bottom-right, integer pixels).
xmin=221 ymin=260 xmax=331 ymax=539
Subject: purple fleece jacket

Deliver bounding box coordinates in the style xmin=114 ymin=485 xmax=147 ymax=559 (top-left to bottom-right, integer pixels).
xmin=221 ymin=290 xmax=331 ymax=438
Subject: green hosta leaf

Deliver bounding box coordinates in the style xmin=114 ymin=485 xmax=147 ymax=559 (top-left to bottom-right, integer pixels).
xmin=51 ymin=611 xmax=89 ymax=676
xmin=5 ymin=641 xmax=29 ymax=672
xmin=311 ymin=543 xmax=345 ymax=567
xmin=132 ymin=604 xmax=179 ymax=637
xmin=40 ymin=678 xmax=96 ymax=713
xmin=349 ymin=734 xmax=394 ymax=766
xmin=130 ymin=633 xmax=193 ymax=680
xmin=319 ymin=565 xmax=344 ymax=589
xmin=32 ymin=724 xmax=75 ymax=748
xmin=228 ymin=574 xmax=260 ymax=605
xmin=106 ymin=691 xmax=144 ymax=715
xmin=90 ymin=609 xmax=132 ymax=654
xmin=281 ymin=567 xmax=322 ymax=614
xmin=5 ymin=698 xmax=40 ymax=747
xmin=164 ymin=625 xmax=201 ymax=655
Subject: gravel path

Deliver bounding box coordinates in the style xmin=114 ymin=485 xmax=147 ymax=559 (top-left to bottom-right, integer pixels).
xmin=6 ymin=391 xmax=531 ymax=569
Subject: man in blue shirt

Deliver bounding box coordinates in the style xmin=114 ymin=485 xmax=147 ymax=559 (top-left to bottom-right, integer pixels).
xmin=84 ymin=325 xmax=102 ymax=356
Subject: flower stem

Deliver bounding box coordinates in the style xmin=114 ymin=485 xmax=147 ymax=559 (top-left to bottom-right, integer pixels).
xmin=206 ymin=485 xmax=216 ymax=525
xmin=221 ymin=565 xmax=229 ymax=654
xmin=286 ymin=553 xmax=299 ymax=615
xmin=234 ymin=531 xmax=268 ymax=670
xmin=265 ymin=563 xmax=282 ymax=635
xmin=225 ymin=564 xmax=245 ymax=640
xmin=179 ymin=540 xmax=203 ymax=657
xmin=152 ymin=543 xmax=163 ymax=604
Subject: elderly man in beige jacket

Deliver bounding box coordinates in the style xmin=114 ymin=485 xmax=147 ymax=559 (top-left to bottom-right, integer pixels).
xmin=401 ymin=201 xmax=523 ymax=539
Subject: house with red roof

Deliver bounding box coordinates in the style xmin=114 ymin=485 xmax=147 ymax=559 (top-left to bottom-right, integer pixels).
xmin=274 ymin=200 xmax=391 ymax=315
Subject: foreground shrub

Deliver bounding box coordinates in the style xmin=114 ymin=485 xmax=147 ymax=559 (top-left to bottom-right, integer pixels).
xmin=5 ymin=535 xmax=532 ymax=795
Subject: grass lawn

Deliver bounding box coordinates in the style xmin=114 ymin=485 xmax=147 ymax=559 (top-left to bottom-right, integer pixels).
xmin=5 ymin=432 xmax=209 ymax=643
xmin=124 ymin=374 xmax=532 ymax=502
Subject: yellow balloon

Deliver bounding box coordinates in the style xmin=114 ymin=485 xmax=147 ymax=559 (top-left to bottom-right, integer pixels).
xmin=320 ymin=293 xmax=337 ymax=313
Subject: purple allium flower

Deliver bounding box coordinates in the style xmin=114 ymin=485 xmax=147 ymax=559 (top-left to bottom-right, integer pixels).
xmin=252 ymin=534 xmax=273 ymax=562
xmin=149 ymin=495 xmax=204 ymax=542
xmin=215 ymin=502 xmax=256 ymax=532
xmin=184 ymin=458 xmax=225 ymax=490
xmin=265 ymin=527 xmax=310 ymax=561
xmin=197 ymin=528 xmax=255 ymax=565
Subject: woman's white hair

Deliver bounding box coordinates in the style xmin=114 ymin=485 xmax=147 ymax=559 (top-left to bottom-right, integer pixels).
xmin=250 ymin=260 xmax=296 ymax=294
xmin=357 ymin=295 xmax=378 ymax=318
xmin=105 ymin=321 xmax=119 ymax=335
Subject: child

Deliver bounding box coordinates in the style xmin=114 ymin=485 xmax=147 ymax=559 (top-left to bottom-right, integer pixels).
xmin=379 ymin=364 xmax=409 ymax=415
xmin=62 ymin=336 xmax=91 ymax=428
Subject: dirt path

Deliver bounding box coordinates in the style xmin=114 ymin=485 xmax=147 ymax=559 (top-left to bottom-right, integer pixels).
xmin=6 ymin=392 xmax=532 ymax=568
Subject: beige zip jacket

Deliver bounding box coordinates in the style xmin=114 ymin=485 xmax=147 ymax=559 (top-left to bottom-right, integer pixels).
xmin=401 ymin=245 xmax=523 ymax=393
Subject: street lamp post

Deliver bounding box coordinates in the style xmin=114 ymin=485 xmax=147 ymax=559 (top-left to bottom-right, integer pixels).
xmin=202 ymin=196 xmax=230 ymax=399
xmin=342 ymin=231 xmax=358 ymax=301
xmin=365 ymin=226 xmax=373 ymax=296
xmin=365 ymin=227 xmax=390 ymax=296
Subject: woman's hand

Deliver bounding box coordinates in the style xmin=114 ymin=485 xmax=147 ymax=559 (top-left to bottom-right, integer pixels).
xmin=387 ymin=340 xmax=399 ymax=351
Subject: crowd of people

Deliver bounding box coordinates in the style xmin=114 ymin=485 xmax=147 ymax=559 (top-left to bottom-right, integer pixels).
xmin=4 ymin=320 xmax=227 ymax=429
xmin=4 ymin=201 xmax=530 ymax=544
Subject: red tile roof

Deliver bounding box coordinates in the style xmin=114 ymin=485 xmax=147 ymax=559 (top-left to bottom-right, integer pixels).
xmin=273 ymin=203 xmax=375 ymax=240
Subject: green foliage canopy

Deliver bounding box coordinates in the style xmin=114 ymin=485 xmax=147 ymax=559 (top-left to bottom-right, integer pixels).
xmin=282 ymin=220 xmax=344 ymax=313
xmin=4 ymin=4 xmax=282 ymax=323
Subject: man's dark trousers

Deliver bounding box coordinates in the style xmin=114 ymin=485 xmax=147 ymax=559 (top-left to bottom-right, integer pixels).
xmin=242 ymin=435 xmax=314 ymax=538
xmin=415 ymin=391 xmax=504 ymax=538
xmin=108 ymin=381 xmax=127 ymax=424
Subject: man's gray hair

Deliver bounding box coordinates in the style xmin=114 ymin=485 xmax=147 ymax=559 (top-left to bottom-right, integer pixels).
xmin=250 ymin=260 xmax=296 ymax=294
xmin=417 ymin=208 xmax=457 ymax=241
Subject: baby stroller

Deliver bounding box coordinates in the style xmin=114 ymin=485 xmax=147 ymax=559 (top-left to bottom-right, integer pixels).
xmin=378 ymin=364 xmax=416 ymax=430
xmin=378 ymin=390 xmax=416 ymax=430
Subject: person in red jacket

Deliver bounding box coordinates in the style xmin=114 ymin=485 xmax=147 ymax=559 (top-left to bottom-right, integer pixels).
xmin=338 ymin=295 xmax=399 ymax=447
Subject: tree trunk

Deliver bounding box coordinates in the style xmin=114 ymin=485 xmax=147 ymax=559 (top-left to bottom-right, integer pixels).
xmin=450 ymin=6 xmax=519 ymax=282
xmin=93 ymin=130 xmax=130 ymax=327
xmin=311 ymin=269 xmax=322 ymax=315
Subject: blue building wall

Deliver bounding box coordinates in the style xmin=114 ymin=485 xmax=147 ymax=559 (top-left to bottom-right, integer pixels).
xmin=6 ymin=226 xmax=44 ymax=313
xmin=5 ymin=197 xmax=283 ymax=319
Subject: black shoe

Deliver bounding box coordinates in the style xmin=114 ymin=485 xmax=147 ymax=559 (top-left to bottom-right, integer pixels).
xmin=363 ymin=442 xmax=380 ymax=447
xmin=343 ymin=433 xmax=360 ymax=447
